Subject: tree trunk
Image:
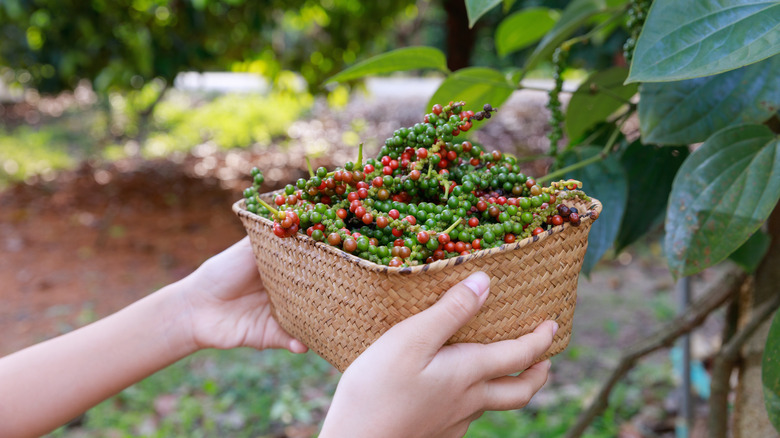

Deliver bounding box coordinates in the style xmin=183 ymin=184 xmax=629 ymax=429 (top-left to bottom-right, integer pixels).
xmin=443 ymin=0 xmax=476 ymax=72
xmin=733 ymin=203 xmax=780 ymax=438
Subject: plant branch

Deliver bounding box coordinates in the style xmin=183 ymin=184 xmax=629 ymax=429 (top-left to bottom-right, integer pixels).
xmin=708 ymin=287 xmax=780 ymax=438
xmin=538 ymin=112 xmax=630 ymax=184
xmin=565 ymin=268 xmax=747 ymax=438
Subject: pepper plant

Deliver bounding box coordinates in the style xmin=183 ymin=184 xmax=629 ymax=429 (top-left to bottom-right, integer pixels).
xmin=327 ymin=0 xmax=780 ymax=435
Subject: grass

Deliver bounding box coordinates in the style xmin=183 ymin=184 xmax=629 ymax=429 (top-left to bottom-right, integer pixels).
xmin=48 ymin=349 xmax=338 ymax=438
xmin=43 ymin=346 xmax=674 ymax=437
xmin=0 ymin=88 xmax=314 ymax=187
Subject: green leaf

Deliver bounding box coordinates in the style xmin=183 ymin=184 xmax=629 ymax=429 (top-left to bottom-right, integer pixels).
xmin=639 ymin=56 xmax=780 ymax=145
xmin=427 ymin=67 xmax=515 ymax=120
xmin=466 ymin=0 xmax=503 ymax=28
xmin=627 ymin=0 xmax=780 ymax=83
xmin=764 ymin=310 xmax=780 ymax=434
xmin=524 ymin=0 xmax=608 ymax=72
xmin=565 ymin=67 xmax=638 ymax=141
xmin=559 ymin=146 xmax=628 ymax=274
xmin=503 ymin=0 xmax=517 ymax=13
xmin=326 ymin=47 xmax=448 ymax=84
xmin=495 ymin=8 xmax=559 ymax=57
xmin=615 ymin=143 xmax=688 ymax=253
xmin=664 ymin=124 xmax=780 ymax=278
xmin=729 ymin=229 xmax=771 ymax=273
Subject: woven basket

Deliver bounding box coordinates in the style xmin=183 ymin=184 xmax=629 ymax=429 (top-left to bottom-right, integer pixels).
xmin=234 ymin=195 xmax=601 ymax=372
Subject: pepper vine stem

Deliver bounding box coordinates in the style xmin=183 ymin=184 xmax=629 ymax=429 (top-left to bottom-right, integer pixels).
xmin=254 ymin=196 xmax=279 ymax=216
xmin=305 ymin=157 xmax=314 ymax=178
xmin=538 ymin=111 xmax=632 ymax=184
xmin=443 ymin=218 xmax=463 ymax=235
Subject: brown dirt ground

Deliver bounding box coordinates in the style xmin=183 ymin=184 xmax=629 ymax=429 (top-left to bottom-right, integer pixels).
xmin=0 ymin=159 xmax=258 ymax=356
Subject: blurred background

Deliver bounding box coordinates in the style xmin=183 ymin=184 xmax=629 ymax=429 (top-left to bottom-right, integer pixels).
xmin=0 ymin=1 xmax=722 ymax=436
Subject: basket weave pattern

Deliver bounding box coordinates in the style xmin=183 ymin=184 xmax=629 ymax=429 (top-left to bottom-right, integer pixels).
xmin=234 ymin=196 xmax=601 ymax=372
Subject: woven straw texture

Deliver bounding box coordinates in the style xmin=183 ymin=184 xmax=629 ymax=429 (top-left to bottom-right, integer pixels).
xmin=234 ymin=196 xmax=601 ymax=372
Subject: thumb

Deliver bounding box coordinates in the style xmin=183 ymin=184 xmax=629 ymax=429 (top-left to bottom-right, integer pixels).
xmin=399 ymin=271 xmax=491 ymax=351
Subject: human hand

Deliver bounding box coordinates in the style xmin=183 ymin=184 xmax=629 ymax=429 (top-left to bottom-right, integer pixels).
xmin=320 ymin=272 xmax=557 ymax=438
xmin=175 ymin=237 xmax=308 ymax=354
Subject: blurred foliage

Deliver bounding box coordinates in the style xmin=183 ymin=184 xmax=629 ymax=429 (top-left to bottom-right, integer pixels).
xmin=0 ymin=0 xmax=418 ymax=95
xmin=0 ymin=89 xmax=312 ymax=186
xmin=47 ymin=349 xmax=338 ymax=437
xmin=139 ymin=87 xmax=313 ymax=157
xmin=0 ymin=126 xmax=75 ymax=182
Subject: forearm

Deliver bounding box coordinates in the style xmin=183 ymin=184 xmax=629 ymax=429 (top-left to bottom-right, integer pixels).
xmin=0 ymin=280 xmax=197 ymax=438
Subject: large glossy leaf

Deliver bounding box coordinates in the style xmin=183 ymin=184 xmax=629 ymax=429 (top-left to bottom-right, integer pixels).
xmin=639 ymin=56 xmax=780 ymax=145
xmin=728 ymin=229 xmax=771 ymax=273
xmin=495 ymin=8 xmax=559 ymax=57
xmin=627 ymin=0 xmax=780 ymax=83
xmin=466 ymin=0 xmax=502 ymax=28
xmin=427 ymin=67 xmax=515 ymax=121
xmin=764 ymin=310 xmax=780 ymax=434
xmin=559 ymin=146 xmax=628 ymax=275
xmin=326 ymin=47 xmax=448 ymax=84
xmin=565 ymin=67 xmax=638 ymax=141
xmin=524 ymin=0 xmax=608 ymax=72
xmin=615 ymin=143 xmax=688 ymax=253
xmin=664 ymin=124 xmax=780 ymax=278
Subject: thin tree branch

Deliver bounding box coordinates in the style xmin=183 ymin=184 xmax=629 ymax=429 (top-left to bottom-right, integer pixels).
xmin=565 ymin=268 xmax=747 ymax=438
xmin=708 ymin=288 xmax=780 ymax=438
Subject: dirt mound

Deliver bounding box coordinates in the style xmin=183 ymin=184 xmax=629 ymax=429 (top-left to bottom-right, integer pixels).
xmin=0 ymin=158 xmax=249 ymax=355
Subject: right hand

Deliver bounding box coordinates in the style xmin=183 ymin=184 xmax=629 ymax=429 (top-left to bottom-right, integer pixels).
xmin=320 ymin=271 xmax=558 ymax=438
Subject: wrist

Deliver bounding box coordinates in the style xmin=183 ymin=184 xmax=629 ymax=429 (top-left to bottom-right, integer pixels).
xmin=152 ymin=277 xmax=202 ymax=359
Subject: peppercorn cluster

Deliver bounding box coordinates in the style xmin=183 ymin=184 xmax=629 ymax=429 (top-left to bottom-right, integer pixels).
xmin=623 ymin=0 xmax=652 ymax=62
xmin=243 ymin=101 xmax=592 ymax=268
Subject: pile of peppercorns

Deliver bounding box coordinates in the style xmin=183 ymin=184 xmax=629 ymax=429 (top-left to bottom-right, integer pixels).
xmin=243 ymin=102 xmax=592 ymax=267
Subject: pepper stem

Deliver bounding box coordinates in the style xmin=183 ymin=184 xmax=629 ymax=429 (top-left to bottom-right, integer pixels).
xmin=305 ymin=157 xmax=314 ymax=178
xmin=255 ymin=196 xmax=279 ymax=216
xmin=356 ymin=143 xmax=363 ymax=169
xmin=443 ymin=217 xmax=463 ymax=235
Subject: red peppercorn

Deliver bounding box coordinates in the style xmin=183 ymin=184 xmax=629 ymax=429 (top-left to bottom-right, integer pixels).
xmin=376 ymin=216 xmax=389 ymax=228
xmin=388 ymin=209 xmax=400 ymax=219
xmin=468 ymin=217 xmax=479 ymax=227
xmin=532 ymin=227 xmax=544 ymax=236
xmin=438 ymin=233 xmax=451 ymax=245
xmin=417 ymin=231 xmax=430 ymax=244
xmin=504 ymin=234 xmax=516 ymax=243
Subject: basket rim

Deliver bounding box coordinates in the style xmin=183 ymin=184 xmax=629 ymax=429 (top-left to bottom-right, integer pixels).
xmin=233 ymin=195 xmax=601 ymax=275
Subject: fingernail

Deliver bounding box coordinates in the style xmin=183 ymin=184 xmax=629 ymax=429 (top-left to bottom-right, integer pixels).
xmin=462 ymin=272 xmax=490 ymax=297
xmin=551 ymin=321 xmax=559 ymax=337
xmin=543 ymin=359 xmax=552 ymax=370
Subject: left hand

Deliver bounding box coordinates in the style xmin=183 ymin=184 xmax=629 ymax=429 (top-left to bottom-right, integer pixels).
xmin=176 ymin=237 xmax=308 ymax=354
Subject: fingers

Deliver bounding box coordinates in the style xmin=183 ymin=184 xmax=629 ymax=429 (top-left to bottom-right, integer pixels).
xmin=394 ymin=272 xmax=491 ymax=352
xmin=472 ymin=320 xmax=558 ymax=379
xmin=260 ymin=323 xmax=309 ymax=353
xmin=481 ymin=359 xmax=551 ymax=411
